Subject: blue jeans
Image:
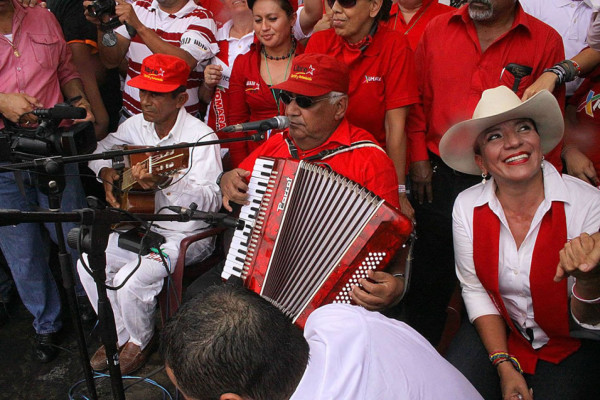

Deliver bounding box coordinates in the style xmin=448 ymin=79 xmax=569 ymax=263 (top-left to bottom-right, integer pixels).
xmin=0 ymin=163 xmax=87 ymax=334
xmin=446 ymin=318 xmax=600 ymax=399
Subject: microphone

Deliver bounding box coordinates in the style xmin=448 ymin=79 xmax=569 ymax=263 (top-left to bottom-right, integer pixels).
xmin=32 ymin=105 xmax=87 ymax=120
xmin=220 ymin=116 xmax=289 ymax=133
xmin=168 ymin=205 xmax=245 ymax=230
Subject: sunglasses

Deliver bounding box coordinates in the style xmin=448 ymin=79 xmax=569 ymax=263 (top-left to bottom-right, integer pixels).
xmin=279 ymin=91 xmax=333 ymax=108
xmin=326 ymin=0 xmax=358 ymax=9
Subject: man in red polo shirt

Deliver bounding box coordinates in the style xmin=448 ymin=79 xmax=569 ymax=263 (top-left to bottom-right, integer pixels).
xmin=403 ymin=0 xmax=566 ymax=345
xmin=220 ymin=53 xmax=405 ymax=310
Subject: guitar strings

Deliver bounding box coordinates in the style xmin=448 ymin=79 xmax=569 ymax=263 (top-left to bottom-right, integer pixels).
xmin=121 ymin=153 xmax=186 ymax=190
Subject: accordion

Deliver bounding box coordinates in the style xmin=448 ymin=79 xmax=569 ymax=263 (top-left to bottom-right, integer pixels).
xmin=223 ymin=157 xmax=413 ymax=327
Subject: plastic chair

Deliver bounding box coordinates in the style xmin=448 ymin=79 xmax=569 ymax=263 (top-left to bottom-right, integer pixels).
xmin=159 ymin=227 xmax=226 ymax=324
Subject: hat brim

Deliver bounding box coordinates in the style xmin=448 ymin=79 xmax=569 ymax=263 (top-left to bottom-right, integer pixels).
xmin=439 ymin=90 xmax=564 ymax=175
xmin=127 ymin=75 xmax=181 ymax=93
xmin=272 ymin=79 xmax=332 ymax=97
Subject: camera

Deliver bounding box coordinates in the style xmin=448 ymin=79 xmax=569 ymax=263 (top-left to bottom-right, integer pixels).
xmin=86 ymin=0 xmax=116 ymax=19
xmin=0 ymin=105 xmax=97 ymax=162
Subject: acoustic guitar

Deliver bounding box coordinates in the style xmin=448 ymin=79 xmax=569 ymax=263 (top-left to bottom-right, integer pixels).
xmin=112 ymin=145 xmax=190 ymax=213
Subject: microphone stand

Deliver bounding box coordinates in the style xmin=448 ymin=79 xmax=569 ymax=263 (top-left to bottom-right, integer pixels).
xmin=31 ymin=158 xmax=98 ymax=400
xmin=2 ymin=131 xmax=266 ymax=171
xmin=0 ymin=204 xmax=235 ymax=400
xmin=0 ymin=131 xmax=262 ymax=400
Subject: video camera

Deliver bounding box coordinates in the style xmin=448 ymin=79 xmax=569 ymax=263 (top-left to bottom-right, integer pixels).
xmin=0 ymin=102 xmax=97 ymax=162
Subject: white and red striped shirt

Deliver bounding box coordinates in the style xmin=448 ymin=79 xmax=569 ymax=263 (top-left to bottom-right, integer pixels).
xmin=116 ymin=0 xmax=218 ymax=116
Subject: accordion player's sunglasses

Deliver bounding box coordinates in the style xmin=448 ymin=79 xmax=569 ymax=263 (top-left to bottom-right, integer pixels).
xmin=326 ymin=0 xmax=358 ymax=8
xmin=279 ymin=91 xmax=340 ymax=109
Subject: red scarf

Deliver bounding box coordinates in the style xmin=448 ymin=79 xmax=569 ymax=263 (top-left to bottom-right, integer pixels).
xmin=473 ymin=202 xmax=580 ymax=374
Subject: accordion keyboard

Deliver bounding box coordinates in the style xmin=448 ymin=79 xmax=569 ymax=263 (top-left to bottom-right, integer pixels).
xmin=223 ymin=157 xmax=276 ymax=280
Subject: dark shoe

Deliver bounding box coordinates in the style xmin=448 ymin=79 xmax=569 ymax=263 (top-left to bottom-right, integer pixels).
xmin=34 ymin=332 xmax=59 ymax=363
xmin=77 ymin=296 xmax=97 ymax=323
xmin=119 ymin=336 xmax=156 ymax=375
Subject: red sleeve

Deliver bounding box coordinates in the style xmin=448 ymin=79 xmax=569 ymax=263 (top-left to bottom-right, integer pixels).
xmin=384 ymin=33 xmax=419 ymax=110
xmin=406 ymin=33 xmax=428 ymax=163
xmin=225 ymin=53 xmax=253 ymax=167
xmin=361 ymin=150 xmax=400 ymax=208
xmin=304 ymin=29 xmax=330 ymax=54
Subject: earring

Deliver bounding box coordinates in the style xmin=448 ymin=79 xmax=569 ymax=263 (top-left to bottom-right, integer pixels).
xmin=541 ymin=155 xmax=545 ymax=169
xmin=481 ymin=172 xmax=488 ymax=184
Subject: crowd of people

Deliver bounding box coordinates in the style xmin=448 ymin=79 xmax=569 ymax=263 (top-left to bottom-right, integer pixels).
xmin=1 ymin=0 xmax=600 ymax=398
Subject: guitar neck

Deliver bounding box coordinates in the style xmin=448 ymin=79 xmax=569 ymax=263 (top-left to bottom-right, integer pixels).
xmin=120 ymin=149 xmax=189 ymax=191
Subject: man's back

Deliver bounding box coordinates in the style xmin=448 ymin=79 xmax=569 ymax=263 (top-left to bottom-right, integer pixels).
xmin=291 ymin=304 xmax=483 ymax=400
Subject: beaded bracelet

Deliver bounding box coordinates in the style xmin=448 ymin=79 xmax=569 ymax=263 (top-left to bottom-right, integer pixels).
xmin=398 ymin=184 xmax=407 ymax=194
xmin=489 ymin=351 xmax=523 ymax=374
xmin=572 ymin=279 xmax=600 ymax=304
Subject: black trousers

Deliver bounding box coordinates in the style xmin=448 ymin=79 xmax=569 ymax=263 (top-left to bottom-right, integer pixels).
xmin=401 ymin=153 xmax=480 ymax=345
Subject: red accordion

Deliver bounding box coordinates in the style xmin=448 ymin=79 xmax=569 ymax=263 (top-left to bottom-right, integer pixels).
xmin=223 ymin=157 xmax=413 ymax=327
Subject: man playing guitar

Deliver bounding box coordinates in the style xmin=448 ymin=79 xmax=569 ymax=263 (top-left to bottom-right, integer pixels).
xmin=77 ymin=53 xmax=222 ymax=375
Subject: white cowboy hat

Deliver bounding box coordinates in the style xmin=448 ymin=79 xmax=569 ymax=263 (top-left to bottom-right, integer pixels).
xmin=439 ymin=86 xmax=564 ymax=175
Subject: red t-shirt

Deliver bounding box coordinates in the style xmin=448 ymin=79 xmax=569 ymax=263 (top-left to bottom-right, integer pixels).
xmin=568 ymin=68 xmax=600 ymax=177
xmin=305 ymin=26 xmax=419 ymax=150
xmin=239 ymin=119 xmax=400 ymax=208
xmin=407 ymin=4 xmax=565 ymax=169
xmin=226 ymin=40 xmax=305 ymax=167
xmin=384 ymin=0 xmax=453 ymax=50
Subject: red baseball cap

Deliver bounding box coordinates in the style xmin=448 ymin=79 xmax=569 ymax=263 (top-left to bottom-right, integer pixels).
xmin=127 ymin=54 xmax=190 ymax=93
xmin=273 ymin=53 xmax=349 ymax=97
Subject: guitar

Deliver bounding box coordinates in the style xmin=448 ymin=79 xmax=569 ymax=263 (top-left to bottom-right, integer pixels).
xmin=112 ymin=145 xmax=190 ymax=212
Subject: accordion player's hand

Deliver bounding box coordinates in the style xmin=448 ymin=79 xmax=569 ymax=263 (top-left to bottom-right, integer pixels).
xmin=350 ymin=270 xmax=405 ymax=311
xmin=221 ymin=169 xmax=251 ymax=211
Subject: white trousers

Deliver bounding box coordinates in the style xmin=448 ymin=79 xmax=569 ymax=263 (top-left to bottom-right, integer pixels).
xmin=78 ymin=228 xmax=213 ymax=349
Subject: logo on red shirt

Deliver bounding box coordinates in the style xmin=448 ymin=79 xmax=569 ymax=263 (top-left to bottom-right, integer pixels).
xmin=363 ymin=75 xmax=382 ymax=83
xmin=245 ymin=81 xmax=260 ymax=91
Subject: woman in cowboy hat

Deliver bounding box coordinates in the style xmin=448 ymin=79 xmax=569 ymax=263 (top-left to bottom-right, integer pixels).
xmin=439 ymin=86 xmax=600 ymax=400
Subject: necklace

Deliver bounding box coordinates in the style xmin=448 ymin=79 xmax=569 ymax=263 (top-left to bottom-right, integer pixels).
xmin=263 ymin=48 xmax=293 ymax=115
xmin=261 ymin=39 xmax=296 ymax=60
xmin=2 ymin=34 xmax=19 ymax=57
xmin=394 ymin=2 xmax=432 ymax=34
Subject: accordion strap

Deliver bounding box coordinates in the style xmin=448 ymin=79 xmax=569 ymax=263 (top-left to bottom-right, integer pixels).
xmin=304 ymin=140 xmax=385 ymax=162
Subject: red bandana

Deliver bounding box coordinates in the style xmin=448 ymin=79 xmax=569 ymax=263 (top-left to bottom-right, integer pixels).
xmin=473 ymin=202 xmax=580 ymax=374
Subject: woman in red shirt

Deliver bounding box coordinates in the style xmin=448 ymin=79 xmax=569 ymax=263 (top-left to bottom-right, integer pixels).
xmin=224 ymin=0 xmax=322 ymax=167
xmin=305 ymin=0 xmax=419 ymax=219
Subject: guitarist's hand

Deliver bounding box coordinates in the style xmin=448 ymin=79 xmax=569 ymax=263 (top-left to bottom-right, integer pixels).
xmin=131 ymin=162 xmax=165 ymax=190
xmin=99 ymin=167 xmax=120 ymax=208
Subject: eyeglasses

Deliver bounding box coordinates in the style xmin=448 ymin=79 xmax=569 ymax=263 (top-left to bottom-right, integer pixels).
xmin=326 ymin=0 xmax=358 ymax=9
xmin=279 ymin=91 xmax=334 ymax=108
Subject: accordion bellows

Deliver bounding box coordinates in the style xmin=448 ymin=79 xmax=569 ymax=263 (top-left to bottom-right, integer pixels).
xmin=223 ymin=157 xmax=413 ymax=327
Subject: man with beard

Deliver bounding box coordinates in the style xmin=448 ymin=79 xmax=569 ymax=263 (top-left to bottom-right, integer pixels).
xmin=403 ymin=0 xmax=565 ymax=346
